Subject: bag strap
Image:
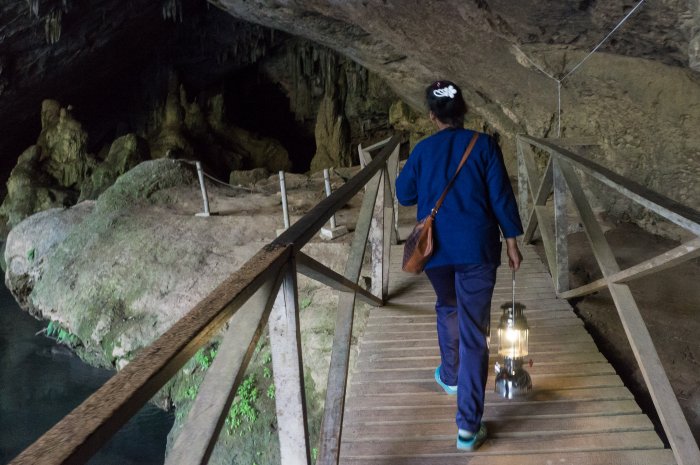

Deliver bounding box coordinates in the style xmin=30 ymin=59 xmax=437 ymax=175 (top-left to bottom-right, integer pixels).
xmin=430 ymin=131 xmax=480 ymax=217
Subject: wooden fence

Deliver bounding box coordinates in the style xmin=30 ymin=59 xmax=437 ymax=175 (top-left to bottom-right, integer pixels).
xmin=516 ymin=135 xmax=700 ymax=465
xmin=10 ymin=135 xmax=402 ymax=465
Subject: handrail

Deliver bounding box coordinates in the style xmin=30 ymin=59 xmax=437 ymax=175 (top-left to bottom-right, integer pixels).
xmin=11 ymin=134 xmax=402 ymax=465
xmin=516 ymin=135 xmax=700 ymax=465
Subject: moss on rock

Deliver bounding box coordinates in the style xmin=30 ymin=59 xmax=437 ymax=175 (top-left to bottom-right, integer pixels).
xmin=94 ymin=159 xmax=195 ymax=214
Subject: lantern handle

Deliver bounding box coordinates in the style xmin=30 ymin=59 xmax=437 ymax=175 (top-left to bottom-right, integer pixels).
xmin=512 ymin=269 xmax=516 ymax=315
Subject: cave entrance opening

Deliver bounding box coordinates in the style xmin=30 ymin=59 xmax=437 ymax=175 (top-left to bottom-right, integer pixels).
xmin=223 ymin=66 xmax=316 ymax=174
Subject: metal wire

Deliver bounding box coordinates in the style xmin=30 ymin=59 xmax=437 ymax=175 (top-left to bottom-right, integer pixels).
xmin=517 ymin=0 xmax=647 ymax=136
xmin=175 ymin=159 xmax=252 ymax=191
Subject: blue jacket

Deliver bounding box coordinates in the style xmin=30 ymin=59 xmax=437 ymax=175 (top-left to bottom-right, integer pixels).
xmin=396 ymin=128 xmax=523 ymax=269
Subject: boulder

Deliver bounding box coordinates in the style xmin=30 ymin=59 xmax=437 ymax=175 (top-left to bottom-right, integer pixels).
xmin=229 ymin=167 xmax=270 ymax=186
xmin=4 ymin=157 xmax=363 ymax=465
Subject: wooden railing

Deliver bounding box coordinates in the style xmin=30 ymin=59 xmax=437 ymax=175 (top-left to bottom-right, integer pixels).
xmin=10 ymin=134 xmax=402 ymax=465
xmin=516 ymin=135 xmax=700 ymax=465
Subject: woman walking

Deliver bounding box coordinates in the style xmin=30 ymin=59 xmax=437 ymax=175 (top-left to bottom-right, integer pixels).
xmin=396 ymin=80 xmax=523 ymax=451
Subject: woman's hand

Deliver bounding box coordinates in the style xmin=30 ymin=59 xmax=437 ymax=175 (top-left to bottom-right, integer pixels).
xmin=505 ymin=237 xmax=523 ymax=271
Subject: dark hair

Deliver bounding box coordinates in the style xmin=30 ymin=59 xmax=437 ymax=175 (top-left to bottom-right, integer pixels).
xmin=425 ymin=80 xmax=467 ymax=127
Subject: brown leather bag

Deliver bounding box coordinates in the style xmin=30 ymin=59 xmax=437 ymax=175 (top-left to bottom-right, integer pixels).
xmin=402 ymin=132 xmax=479 ymax=273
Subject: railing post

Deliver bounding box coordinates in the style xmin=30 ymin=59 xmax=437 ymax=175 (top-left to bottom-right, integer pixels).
xmin=268 ymin=259 xmax=311 ymax=465
xmin=552 ymin=156 xmax=570 ymax=293
xmin=369 ymin=169 xmax=388 ymax=301
xmin=381 ymin=169 xmax=392 ymax=298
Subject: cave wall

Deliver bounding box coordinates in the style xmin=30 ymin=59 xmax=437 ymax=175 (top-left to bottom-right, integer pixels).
xmin=215 ymin=0 xmax=700 ymax=237
xmin=0 ymin=0 xmax=285 ymax=184
xmin=1 ymin=0 xmax=698 ymax=237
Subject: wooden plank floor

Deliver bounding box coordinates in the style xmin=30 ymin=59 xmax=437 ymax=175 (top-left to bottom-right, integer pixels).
xmin=339 ymin=244 xmax=676 ymax=465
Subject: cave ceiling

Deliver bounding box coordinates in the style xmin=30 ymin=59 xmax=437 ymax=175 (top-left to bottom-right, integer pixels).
xmin=0 ymin=0 xmax=698 ymax=215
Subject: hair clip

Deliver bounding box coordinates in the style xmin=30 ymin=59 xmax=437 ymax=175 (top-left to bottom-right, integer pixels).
xmin=433 ymin=85 xmax=457 ymax=99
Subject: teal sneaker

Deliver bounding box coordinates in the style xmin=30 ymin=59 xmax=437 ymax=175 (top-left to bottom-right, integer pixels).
xmin=434 ymin=365 xmax=457 ymax=395
xmin=457 ymin=423 xmax=487 ymax=451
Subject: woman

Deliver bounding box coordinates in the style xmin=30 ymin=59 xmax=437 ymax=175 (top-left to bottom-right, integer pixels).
xmin=396 ymin=80 xmax=523 ymax=451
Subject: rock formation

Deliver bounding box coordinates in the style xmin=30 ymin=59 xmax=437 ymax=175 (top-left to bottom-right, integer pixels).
xmin=4 ymin=158 xmax=363 ymax=464
xmin=309 ymin=91 xmax=352 ymax=172
xmin=79 ymin=134 xmax=150 ymax=201
xmin=218 ymin=0 xmax=700 ymax=236
xmin=0 ymin=100 xmax=94 ymax=235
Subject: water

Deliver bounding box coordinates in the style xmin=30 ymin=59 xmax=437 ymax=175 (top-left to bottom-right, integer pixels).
xmin=0 ymin=283 xmax=174 ymax=464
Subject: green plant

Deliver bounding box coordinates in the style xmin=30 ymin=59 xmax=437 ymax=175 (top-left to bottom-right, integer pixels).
xmin=263 ymin=366 xmax=272 ymax=379
xmin=300 ymin=296 xmax=312 ymax=310
xmin=266 ymin=384 xmax=275 ymax=399
xmin=263 ymin=352 xmax=272 ymax=365
xmin=194 ymin=346 xmax=218 ymax=370
xmin=45 ymin=320 xmax=80 ymax=347
xmin=184 ymin=385 xmax=199 ymax=400
xmin=27 ymin=247 xmax=35 ymax=262
xmin=312 ymin=447 xmax=318 ymax=461
xmin=225 ymin=374 xmax=260 ymax=435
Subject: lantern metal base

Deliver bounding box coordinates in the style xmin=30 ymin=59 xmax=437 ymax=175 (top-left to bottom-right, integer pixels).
xmin=495 ymin=358 xmax=532 ymax=399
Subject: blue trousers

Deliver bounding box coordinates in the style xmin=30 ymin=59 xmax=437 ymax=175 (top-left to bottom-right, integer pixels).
xmin=425 ymin=264 xmax=498 ymax=432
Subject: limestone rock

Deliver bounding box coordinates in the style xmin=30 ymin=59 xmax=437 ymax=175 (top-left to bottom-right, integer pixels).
xmin=80 ymin=134 xmax=150 ymax=200
xmin=230 ymin=126 xmax=291 ymax=172
xmin=39 ymin=105 xmax=92 ymax=189
xmin=229 ymin=167 xmax=269 ymax=186
xmin=4 ymin=201 xmax=95 ymax=309
xmin=309 ymin=92 xmax=351 ymax=173
xmin=3 ymin=158 xmax=362 ymax=464
xmin=94 ymin=159 xmax=195 ymax=214
xmin=389 ymin=100 xmax=433 ymax=149
xmin=0 ymin=145 xmax=76 ymax=234
xmin=150 ymin=75 xmax=195 ymax=159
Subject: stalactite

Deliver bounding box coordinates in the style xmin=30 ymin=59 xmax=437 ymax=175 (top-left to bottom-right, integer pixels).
xmin=44 ymin=9 xmax=62 ymax=45
xmin=26 ymin=0 xmax=40 ymax=18
xmin=162 ymin=0 xmax=183 ymax=23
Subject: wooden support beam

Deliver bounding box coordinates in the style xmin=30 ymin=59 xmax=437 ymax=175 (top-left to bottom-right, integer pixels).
xmin=369 ymin=171 xmax=389 ymax=300
xmin=522 ymin=151 xmax=553 ymax=244
xmin=552 ymin=158 xmax=569 ymax=293
xmin=10 ymin=244 xmax=291 ymax=465
xmin=557 ymin=158 xmax=700 ymax=465
xmin=166 ymin=268 xmax=285 ymax=465
xmin=269 ymin=261 xmax=311 ymax=465
xmin=357 ymin=143 xmax=370 ymax=169
xmin=559 ymin=237 xmax=700 ymax=299
xmin=522 ymin=136 xmax=700 ymax=236
xmin=317 ymin=169 xmax=382 ymax=465
xmin=533 ymin=205 xmax=557 ymax=284
xmin=382 ymin=170 xmax=393 ymax=298
xmin=386 ymin=143 xmax=401 ymax=244
xmin=274 ymin=135 xmax=401 ymax=250
xmin=362 ymin=136 xmax=393 ymax=153
xmin=296 ymin=252 xmax=382 ymax=307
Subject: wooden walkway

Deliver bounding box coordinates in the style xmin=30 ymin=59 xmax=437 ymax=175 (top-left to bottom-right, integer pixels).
xmin=339 ymin=244 xmax=677 ymax=465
